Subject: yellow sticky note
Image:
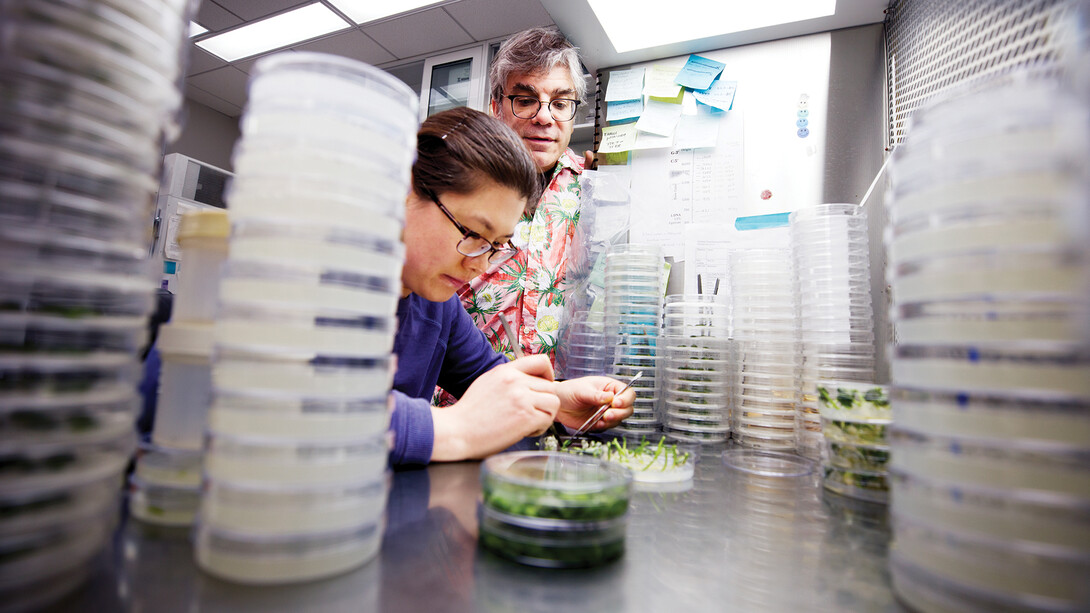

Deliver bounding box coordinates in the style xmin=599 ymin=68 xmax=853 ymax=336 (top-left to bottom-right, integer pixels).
xmin=644 ymin=65 xmax=682 ymax=98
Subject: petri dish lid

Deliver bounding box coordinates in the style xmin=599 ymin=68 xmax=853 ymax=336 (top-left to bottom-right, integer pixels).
xmin=481 ymin=451 xmax=633 ymax=493
xmin=722 ymin=449 xmax=816 ymax=477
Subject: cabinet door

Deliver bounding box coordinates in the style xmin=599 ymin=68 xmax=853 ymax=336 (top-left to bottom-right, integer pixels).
xmin=420 ymin=45 xmax=486 ymax=121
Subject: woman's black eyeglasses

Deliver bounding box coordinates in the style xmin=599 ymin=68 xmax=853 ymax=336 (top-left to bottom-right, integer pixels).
xmin=428 ymin=191 xmax=519 ymax=264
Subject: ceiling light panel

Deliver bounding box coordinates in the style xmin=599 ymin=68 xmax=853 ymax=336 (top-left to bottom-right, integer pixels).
xmin=327 ymin=0 xmax=445 ymax=25
xmin=588 ymin=0 xmax=837 ymax=52
xmin=195 ymin=3 xmax=350 ymax=62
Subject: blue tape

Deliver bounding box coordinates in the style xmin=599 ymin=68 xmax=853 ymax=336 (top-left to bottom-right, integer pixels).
xmin=735 ymin=212 xmax=791 ymax=230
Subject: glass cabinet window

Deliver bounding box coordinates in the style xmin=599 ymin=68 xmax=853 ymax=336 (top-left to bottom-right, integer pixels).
xmin=427 ymin=58 xmax=473 ymax=117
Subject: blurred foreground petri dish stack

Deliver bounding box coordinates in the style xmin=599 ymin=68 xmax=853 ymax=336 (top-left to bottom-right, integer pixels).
xmin=730 ymin=249 xmax=801 ymax=452
xmin=661 ymin=295 xmax=732 ymax=443
xmin=886 ymin=74 xmax=1090 ymax=612
xmin=790 ymin=203 xmax=877 ymax=459
xmin=478 ymin=451 xmax=633 ymax=568
xmin=0 ymin=0 xmax=192 ymax=609
xmin=602 ymin=244 xmax=666 ymax=436
xmin=195 ymin=52 xmax=417 ymax=585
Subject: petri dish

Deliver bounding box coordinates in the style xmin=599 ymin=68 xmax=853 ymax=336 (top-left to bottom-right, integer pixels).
xmin=722 ymin=448 xmax=816 ymax=477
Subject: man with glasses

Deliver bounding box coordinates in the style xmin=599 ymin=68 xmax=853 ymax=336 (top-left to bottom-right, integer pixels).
xmin=455 ymin=27 xmax=590 ymax=366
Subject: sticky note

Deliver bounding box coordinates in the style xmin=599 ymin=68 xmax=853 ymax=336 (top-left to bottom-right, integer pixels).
xmin=598 ymin=124 xmax=637 ymax=153
xmin=605 ymin=68 xmax=645 ymax=102
xmin=635 ymin=98 xmax=682 ymax=137
xmin=693 ymin=79 xmax=737 ymax=111
xmin=607 ymin=99 xmax=643 ymax=122
xmin=674 ymin=55 xmax=725 ymax=90
xmin=643 ymin=65 xmax=683 ymax=98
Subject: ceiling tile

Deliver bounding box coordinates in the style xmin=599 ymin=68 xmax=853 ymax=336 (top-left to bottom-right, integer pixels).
xmin=292 ymin=30 xmax=397 ymax=65
xmin=383 ymin=60 xmax=425 ymax=94
xmin=186 ymin=45 xmax=228 ymax=77
xmin=184 ymin=86 xmax=243 ymax=117
xmin=443 ymin=0 xmax=553 ymax=41
xmin=362 ymin=8 xmax=473 ymax=58
xmin=210 ymin=0 xmax=311 ymax=21
xmin=232 ymin=52 xmax=286 ymax=75
xmin=187 ymin=66 xmax=251 ymax=109
xmin=194 ymin=1 xmax=243 ymax=31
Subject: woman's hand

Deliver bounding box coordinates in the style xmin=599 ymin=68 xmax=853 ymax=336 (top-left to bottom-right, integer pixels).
xmin=430 ymin=355 xmax=560 ymax=462
xmin=554 ymin=376 xmax=636 ymax=432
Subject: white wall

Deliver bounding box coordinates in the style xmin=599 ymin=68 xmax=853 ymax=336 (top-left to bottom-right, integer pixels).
xmin=165 ymin=98 xmax=241 ymax=172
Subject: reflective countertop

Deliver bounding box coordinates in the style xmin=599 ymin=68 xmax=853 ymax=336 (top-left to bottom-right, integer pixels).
xmin=43 ymin=446 xmax=909 ymax=613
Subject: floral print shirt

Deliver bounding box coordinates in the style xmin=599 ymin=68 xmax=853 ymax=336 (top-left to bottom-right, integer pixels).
xmin=459 ymin=149 xmax=584 ymax=363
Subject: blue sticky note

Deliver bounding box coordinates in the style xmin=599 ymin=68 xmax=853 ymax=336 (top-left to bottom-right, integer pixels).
xmin=693 ymin=80 xmax=737 ymax=111
xmin=735 ymin=213 xmax=791 ymax=231
xmin=607 ymin=99 xmax=644 ymax=122
xmin=674 ymin=55 xmax=725 ymax=90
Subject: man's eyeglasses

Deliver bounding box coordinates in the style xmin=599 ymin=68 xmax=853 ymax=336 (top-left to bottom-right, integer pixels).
xmin=428 ymin=191 xmax=519 ymax=265
xmin=505 ymin=94 xmax=581 ymax=122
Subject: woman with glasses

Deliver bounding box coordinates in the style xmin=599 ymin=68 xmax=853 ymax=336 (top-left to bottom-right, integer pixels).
xmin=390 ymin=107 xmax=634 ymax=465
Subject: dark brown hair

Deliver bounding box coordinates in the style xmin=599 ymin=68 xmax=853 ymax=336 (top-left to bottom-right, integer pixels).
xmin=412 ymin=107 xmax=541 ymax=208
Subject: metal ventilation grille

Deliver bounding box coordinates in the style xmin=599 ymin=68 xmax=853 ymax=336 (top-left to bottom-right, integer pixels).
xmin=885 ymin=0 xmax=1079 ymax=147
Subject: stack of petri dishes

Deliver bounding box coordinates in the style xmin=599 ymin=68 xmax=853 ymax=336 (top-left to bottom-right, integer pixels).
xmin=478 ymin=451 xmax=633 ymax=568
xmin=555 ymin=314 xmax=608 ymax=379
xmin=0 ymin=0 xmax=191 ymax=607
xmin=816 ymin=381 xmax=890 ymax=503
xmin=602 ymin=244 xmax=666 ymax=436
xmin=730 ymin=249 xmax=801 ymax=451
xmin=131 ymin=210 xmax=227 ymax=526
xmin=661 ymin=295 xmax=732 ymax=443
xmin=195 ymin=52 xmax=418 ymax=584
xmin=790 ymin=203 xmax=877 ymax=459
xmin=885 ymin=74 xmax=1090 ymax=612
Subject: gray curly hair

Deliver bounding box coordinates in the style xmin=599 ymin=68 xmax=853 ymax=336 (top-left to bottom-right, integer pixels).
xmin=489 ymin=27 xmax=585 ymax=104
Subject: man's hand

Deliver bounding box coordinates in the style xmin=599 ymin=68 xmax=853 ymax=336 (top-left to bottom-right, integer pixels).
xmin=554 ymin=376 xmax=636 ymax=432
xmin=583 ymin=149 xmax=597 ymax=170
xmin=431 ymin=355 xmax=560 ymax=461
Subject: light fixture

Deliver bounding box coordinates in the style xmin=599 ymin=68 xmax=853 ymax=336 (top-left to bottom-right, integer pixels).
xmin=327 ymin=0 xmax=444 ymax=25
xmin=195 ymin=3 xmax=350 ymax=62
xmin=587 ymin=0 xmax=838 ymax=53
xmin=189 ymin=22 xmax=208 ymax=37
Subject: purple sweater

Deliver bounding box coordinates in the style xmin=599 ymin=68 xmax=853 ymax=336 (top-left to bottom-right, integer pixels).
xmin=389 ymin=293 xmax=506 ymax=465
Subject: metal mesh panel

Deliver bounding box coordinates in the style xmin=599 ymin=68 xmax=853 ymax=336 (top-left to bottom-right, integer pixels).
xmin=885 ymin=0 xmax=1079 ymax=146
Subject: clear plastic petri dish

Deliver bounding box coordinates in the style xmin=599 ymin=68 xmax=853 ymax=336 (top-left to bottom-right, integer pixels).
xmin=128 ymin=475 xmax=200 ymax=527
xmin=133 ymin=441 xmax=202 ymax=489
xmin=480 ymin=451 xmax=632 ymax=522
xmin=823 ymin=464 xmax=888 ymax=503
xmin=824 ymin=439 xmax=890 ymax=474
xmin=219 ymin=262 xmax=400 ymax=317
xmin=194 ymin=519 xmax=383 ymax=585
xmin=889 ymin=427 xmax=1090 ymax=499
xmin=0 ymin=469 xmax=120 ymax=537
xmin=207 ymin=400 xmax=390 ymax=441
xmin=0 ymin=387 xmax=137 ymax=446
xmin=815 ymin=381 xmax=890 ymax=421
xmin=892 ymin=343 xmax=1090 ymax=396
xmin=821 ymin=416 xmax=890 ymax=448
xmin=0 ymin=504 xmax=116 ymax=592
xmin=203 ymin=430 xmax=388 ymax=487
xmin=214 ymin=305 xmax=396 ymax=360
xmin=201 ymin=473 xmax=387 ymax=536
xmin=227 ymin=223 xmax=405 ymax=278
xmin=722 ymin=448 xmax=815 ymax=477
xmin=891 ymin=386 xmax=1090 ymax=447
xmin=0 ymin=429 xmax=134 ymax=494
xmin=477 ymin=504 xmax=626 ymax=568
xmin=889 ymin=469 xmax=1090 ymax=553
xmin=664 ymin=424 xmax=729 ymax=443
xmin=889 ymin=514 xmax=1089 ymax=606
